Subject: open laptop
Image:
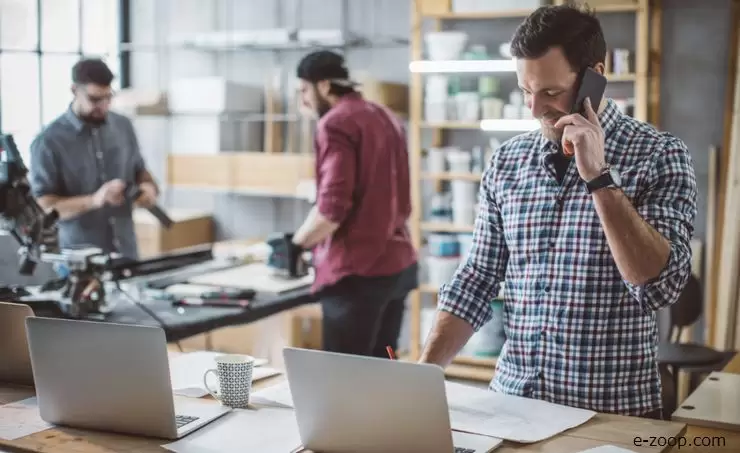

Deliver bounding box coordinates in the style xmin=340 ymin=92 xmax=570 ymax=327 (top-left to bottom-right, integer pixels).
xmin=25 ymin=317 xmax=231 ymax=439
xmin=283 ymin=347 xmax=503 ymax=453
xmin=0 ymin=302 xmax=35 ymax=386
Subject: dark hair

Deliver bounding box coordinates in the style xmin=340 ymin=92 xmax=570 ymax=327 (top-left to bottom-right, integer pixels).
xmin=510 ymin=4 xmax=606 ymax=73
xmin=72 ymin=58 xmax=114 ymax=86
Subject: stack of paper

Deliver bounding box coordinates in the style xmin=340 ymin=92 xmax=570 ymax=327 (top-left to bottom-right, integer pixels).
xmin=162 ymin=406 xmax=301 ymax=453
xmin=250 ymin=381 xmax=294 ymax=408
xmin=444 ymin=381 xmax=596 ymax=443
xmin=169 ymin=351 xmax=281 ymax=398
xmin=0 ymin=397 xmax=52 ymax=440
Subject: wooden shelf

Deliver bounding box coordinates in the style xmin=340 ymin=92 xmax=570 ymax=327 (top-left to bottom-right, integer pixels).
xmin=422 ymin=172 xmax=482 ymax=181
xmin=421 ymin=222 xmax=475 ymax=233
xmin=591 ymin=3 xmax=642 ymax=14
xmin=423 ymin=8 xmax=537 ymax=19
xmin=453 ymin=355 xmax=498 ymax=367
xmin=444 ymin=363 xmax=496 ymax=383
xmin=608 ymin=72 xmax=638 ymax=82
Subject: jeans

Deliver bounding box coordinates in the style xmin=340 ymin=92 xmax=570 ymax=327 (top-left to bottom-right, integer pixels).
xmin=318 ymin=262 xmax=418 ymax=358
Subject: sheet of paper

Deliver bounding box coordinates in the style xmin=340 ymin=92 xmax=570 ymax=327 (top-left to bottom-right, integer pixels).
xmin=0 ymin=397 xmax=52 ymax=440
xmin=161 ymin=406 xmax=302 ymax=453
xmin=188 ymin=263 xmax=313 ymax=293
xmin=576 ymin=447 xmax=640 ymax=453
xmin=169 ymin=351 xmax=278 ymax=398
xmin=444 ymin=381 xmax=596 ymax=443
xmin=250 ymin=381 xmax=294 ymax=408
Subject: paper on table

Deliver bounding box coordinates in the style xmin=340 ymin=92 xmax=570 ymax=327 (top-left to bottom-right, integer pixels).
xmin=575 ymin=447 xmax=640 ymax=453
xmin=169 ymin=351 xmax=278 ymax=398
xmin=444 ymin=381 xmax=596 ymax=443
xmin=250 ymin=381 xmax=294 ymax=408
xmin=0 ymin=397 xmax=52 ymax=440
xmin=161 ymin=406 xmax=301 ymax=453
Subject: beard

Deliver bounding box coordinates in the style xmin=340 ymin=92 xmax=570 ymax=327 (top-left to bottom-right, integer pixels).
xmin=79 ymin=111 xmax=107 ymax=127
xmin=539 ymin=110 xmax=566 ymax=143
xmin=315 ymin=96 xmax=332 ymax=118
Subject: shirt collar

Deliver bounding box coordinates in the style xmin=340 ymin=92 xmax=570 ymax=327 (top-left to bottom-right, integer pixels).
xmin=64 ymin=104 xmax=86 ymax=132
xmin=537 ymin=97 xmax=623 ymax=153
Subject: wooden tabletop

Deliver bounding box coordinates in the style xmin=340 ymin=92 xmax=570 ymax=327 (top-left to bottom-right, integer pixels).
xmin=3 ymin=347 xmax=737 ymax=453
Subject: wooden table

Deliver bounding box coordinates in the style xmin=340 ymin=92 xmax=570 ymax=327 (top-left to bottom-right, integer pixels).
xmin=0 ymin=356 xmax=694 ymax=453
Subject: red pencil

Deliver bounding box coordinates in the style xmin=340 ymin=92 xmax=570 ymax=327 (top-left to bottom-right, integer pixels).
xmin=386 ymin=346 xmax=396 ymax=360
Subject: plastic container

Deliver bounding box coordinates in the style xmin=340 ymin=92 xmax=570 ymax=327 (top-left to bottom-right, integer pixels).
xmin=426 ymin=255 xmax=461 ymax=287
xmin=424 ymin=99 xmax=447 ymax=123
xmin=429 ymin=193 xmax=452 ymax=222
xmin=424 ymin=31 xmax=468 ymax=60
xmin=455 ymin=92 xmax=480 ymax=122
xmin=458 ymin=233 xmax=474 ymax=258
xmin=427 ymin=147 xmax=447 ymax=173
xmin=427 ymin=233 xmax=460 ymax=257
xmin=451 ymin=181 xmax=477 ymax=225
xmin=446 ymin=149 xmax=471 ymax=173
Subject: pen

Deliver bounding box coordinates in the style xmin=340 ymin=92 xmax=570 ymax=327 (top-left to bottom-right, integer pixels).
xmin=386 ymin=346 xmax=396 ymax=360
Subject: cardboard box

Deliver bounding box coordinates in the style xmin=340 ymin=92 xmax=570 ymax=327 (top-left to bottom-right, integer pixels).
xmin=134 ymin=208 xmax=214 ymax=259
xmin=356 ymin=75 xmax=409 ymax=117
xmin=168 ymin=77 xmax=263 ymax=113
xmin=170 ymin=116 xmax=264 ymax=154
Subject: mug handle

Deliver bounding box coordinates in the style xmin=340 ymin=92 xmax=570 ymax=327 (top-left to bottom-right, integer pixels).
xmin=203 ymin=369 xmax=221 ymax=401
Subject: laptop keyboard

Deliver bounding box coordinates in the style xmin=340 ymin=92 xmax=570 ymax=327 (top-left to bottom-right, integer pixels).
xmin=175 ymin=415 xmax=199 ymax=428
xmin=455 ymin=448 xmax=475 ymax=453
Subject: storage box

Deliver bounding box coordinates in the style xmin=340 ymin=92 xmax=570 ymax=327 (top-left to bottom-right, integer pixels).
xmin=168 ymin=77 xmax=263 ymax=113
xmin=134 ymin=208 xmax=214 ymax=259
xmin=355 ymin=74 xmax=409 ymax=117
xmin=418 ymin=0 xmax=451 ymax=15
xmin=170 ymin=116 xmax=263 ymax=154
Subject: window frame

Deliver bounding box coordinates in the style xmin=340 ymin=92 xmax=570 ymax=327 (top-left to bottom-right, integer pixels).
xmin=0 ymin=0 xmax=131 ymax=139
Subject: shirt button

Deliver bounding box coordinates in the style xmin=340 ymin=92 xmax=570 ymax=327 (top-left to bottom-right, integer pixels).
xmin=544 ymin=285 xmax=551 ymax=293
xmin=96 ymin=151 xmax=103 ymax=159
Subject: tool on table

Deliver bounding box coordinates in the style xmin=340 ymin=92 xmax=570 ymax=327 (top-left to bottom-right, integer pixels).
xmin=266 ymin=232 xmax=309 ymax=279
xmin=125 ymin=184 xmax=174 ymax=229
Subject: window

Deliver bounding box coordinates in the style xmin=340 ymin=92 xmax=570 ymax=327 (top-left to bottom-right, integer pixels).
xmin=0 ymin=0 xmax=124 ymax=166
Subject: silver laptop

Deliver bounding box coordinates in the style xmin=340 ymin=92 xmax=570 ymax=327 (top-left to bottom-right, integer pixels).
xmin=25 ymin=317 xmax=231 ymax=439
xmin=0 ymin=302 xmax=35 ymax=386
xmin=283 ymin=347 xmax=503 ymax=453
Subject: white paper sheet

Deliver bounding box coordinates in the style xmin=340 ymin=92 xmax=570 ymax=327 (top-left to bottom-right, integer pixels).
xmin=576 ymin=447 xmax=640 ymax=453
xmin=444 ymin=381 xmax=596 ymax=443
xmin=161 ymin=406 xmax=302 ymax=453
xmin=169 ymin=351 xmax=279 ymax=398
xmin=249 ymin=381 xmax=294 ymax=408
xmin=0 ymin=397 xmax=52 ymax=440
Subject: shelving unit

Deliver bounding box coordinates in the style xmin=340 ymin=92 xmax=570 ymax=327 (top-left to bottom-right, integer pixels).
xmin=407 ymin=0 xmax=655 ymax=382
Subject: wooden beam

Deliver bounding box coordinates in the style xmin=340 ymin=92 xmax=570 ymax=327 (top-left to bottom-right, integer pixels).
xmin=709 ymin=0 xmax=740 ymax=348
xmin=648 ymin=0 xmax=662 ymax=128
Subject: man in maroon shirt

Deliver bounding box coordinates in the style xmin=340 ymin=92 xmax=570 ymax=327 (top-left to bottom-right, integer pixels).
xmin=291 ymin=50 xmax=418 ymax=358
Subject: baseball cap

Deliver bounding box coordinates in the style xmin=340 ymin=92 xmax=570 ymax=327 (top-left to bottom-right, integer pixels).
xmin=296 ymin=50 xmax=359 ymax=87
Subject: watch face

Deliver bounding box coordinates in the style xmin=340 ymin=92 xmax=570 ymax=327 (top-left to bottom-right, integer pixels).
xmin=609 ymin=168 xmax=622 ymax=186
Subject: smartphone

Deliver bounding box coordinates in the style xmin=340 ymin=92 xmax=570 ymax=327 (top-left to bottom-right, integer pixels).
xmin=562 ymin=67 xmax=607 ymax=156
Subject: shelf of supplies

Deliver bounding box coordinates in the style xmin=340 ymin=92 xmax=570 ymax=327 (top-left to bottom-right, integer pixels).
xmin=453 ymin=356 xmax=498 ymax=367
xmin=422 ymin=172 xmax=482 ymax=181
xmin=444 ymin=363 xmax=496 ymax=383
xmin=421 ymin=222 xmax=475 ymax=233
xmin=423 ymin=8 xmax=537 ymax=19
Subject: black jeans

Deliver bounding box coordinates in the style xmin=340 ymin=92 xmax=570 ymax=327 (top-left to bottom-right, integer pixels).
xmin=318 ymin=262 xmax=418 ymax=358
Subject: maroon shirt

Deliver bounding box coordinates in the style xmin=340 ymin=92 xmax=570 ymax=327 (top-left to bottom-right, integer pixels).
xmin=311 ymin=92 xmax=417 ymax=292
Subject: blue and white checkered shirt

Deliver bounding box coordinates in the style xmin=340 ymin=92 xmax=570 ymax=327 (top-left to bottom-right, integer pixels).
xmin=437 ymin=98 xmax=697 ymax=415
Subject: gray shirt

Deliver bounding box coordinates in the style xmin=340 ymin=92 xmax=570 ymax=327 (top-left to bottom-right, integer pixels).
xmin=29 ymin=106 xmax=148 ymax=260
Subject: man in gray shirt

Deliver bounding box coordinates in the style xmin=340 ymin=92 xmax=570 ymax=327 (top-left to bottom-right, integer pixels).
xmin=29 ymin=58 xmax=158 ymax=260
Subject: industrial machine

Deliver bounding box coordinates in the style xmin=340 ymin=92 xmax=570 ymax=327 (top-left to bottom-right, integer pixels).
xmin=0 ymin=133 xmax=202 ymax=319
xmin=266 ymin=232 xmax=310 ymax=278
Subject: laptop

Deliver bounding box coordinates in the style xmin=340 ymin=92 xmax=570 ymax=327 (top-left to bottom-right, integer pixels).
xmin=283 ymin=347 xmax=503 ymax=453
xmin=25 ymin=317 xmax=231 ymax=439
xmin=0 ymin=302 xmax=35 ymax=386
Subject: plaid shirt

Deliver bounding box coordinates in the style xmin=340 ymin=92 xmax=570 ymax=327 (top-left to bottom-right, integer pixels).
xmin=438 ymin=98 xmax=697 ymax=415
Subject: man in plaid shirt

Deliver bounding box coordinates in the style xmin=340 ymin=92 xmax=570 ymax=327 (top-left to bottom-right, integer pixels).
xmin=420 ymin=4 xmax=697 ymax=419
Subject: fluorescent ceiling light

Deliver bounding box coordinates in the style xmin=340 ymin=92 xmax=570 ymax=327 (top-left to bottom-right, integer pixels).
xmin=480 ymin=119 xmax=540 ymax=132
xmin=409 ymin=59 xmax=516 ymax=73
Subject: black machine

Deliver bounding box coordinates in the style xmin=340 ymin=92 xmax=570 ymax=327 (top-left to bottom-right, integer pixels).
xmin=0 ymin=133 xmax=212 ymax=318
xmin=266 ymin=232 xmax=310 ymax=278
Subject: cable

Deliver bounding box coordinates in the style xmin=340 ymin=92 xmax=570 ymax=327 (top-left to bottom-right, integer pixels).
xmin=113 ymin=280 xmax=168 ymax=329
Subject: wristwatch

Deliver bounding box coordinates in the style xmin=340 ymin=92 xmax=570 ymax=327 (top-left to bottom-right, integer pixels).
xmin=584 ymin=165 xmax=622 ymax=193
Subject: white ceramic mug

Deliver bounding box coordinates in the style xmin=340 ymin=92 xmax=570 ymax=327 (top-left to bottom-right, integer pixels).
xmin=203 ymin=354 xmax=254 ymax=408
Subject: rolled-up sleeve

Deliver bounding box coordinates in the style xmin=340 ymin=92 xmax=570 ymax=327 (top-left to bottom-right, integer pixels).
xmin=315 ymin=121 xmax=356 ymax=224
xmin=28 ymin=135 xmax=61 ymax=198
xmin=625 ymin=137 xmax=697 ymax=312
xmin=438 ymin=153 xmax=509 ymax=331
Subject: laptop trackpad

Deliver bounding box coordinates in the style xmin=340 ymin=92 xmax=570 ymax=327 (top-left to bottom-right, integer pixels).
xmin=452 ymin=430 xmax=503 ymax=452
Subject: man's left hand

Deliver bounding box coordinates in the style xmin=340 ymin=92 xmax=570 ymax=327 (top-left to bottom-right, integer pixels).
xmin=136 ymin=182 xmax=158 ymax=208
xmin=554 ymin=98 xmax=606 ymax=181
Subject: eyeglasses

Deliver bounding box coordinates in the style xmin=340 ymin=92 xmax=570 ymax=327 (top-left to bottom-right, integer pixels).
xmin=78 ymin=89 xmax=115 ymax=105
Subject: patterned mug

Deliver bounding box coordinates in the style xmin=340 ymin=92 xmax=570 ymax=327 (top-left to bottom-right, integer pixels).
xmin=203 ymin=354 xmax=254 ymax=408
